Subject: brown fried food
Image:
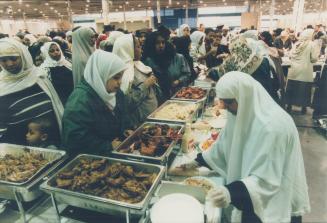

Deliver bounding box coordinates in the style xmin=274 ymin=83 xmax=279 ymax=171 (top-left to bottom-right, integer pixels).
xmin=122 ymin=165 xmax=134 ymax=177
xmin=106 ymin=176 xmax=126 ymax=187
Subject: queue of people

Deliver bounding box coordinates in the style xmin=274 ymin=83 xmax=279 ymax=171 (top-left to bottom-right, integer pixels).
xmin=0 ymin=23 xmax=326 ymax=223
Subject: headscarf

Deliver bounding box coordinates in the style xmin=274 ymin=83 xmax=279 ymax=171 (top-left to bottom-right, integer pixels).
xmin=84 ymin=50 xmax=127 ymax=109
xmin=190 ymin=31 xmax=206 ymax=57
xmin=217 ymin=35 xmax=263 ymax=75
xmin=72 ymin=27 xmax=95 ymax=86
xmin=40 ymin=41 xmax=72 ymax=70
xmin=112 ymin=34 xmax=135 ymax=93
xmin=66 ymin=31 xmax=72 ymax=38
xmin=203 ymin=71 xmax=310 ymax=222
xmin=177 ymin=24 xmax=190 ymax=37
xmin=0 ymin=38 xmax=64 ymax=132
xmin=24 ymin=34 xmax=37 ymax=45
xmin=96 ymin=34 xmax=107 ymax=49
xmin=107 ymin=31 xmax=124 ymax=46
xmin=242 ymin=30 xmax=258 ymax=41
xmin=290 ymin=29 xmax=314 ymax=57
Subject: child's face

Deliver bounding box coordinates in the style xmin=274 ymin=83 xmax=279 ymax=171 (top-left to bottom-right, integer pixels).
xmin=26 ymin=123 xmax=47 ymax=146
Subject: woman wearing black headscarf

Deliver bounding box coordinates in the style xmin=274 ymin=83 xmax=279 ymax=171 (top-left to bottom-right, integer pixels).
xmin=143 ymin=31 xmax=191 ymax=101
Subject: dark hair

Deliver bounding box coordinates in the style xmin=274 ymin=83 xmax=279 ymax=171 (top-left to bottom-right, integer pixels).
xmin=0 ymin=33 xmax=9 ymax=39
xmin=306 ymin=25 xmax=314 ymax=29
xmin=143 ymin=31 xmax=176 ymax=68
xmin=135 ymin=29 xmax=148 ymax=38
xmin=28 ymin=42 xmax=44 ymax=64
xmin=240 ymin=29 xmax=248 ymax=34
xmin=49 ymin=31 xmax=58 ymax=39
xmin=205 ymin=28 xmax=215 ymax=35
xmin=172 ymin=36 xmax=191 ymax=57
xmin=103 ymin=24 xmax=115 ymax=33
xmin=30 ymin=117 xmax=55 ymax=142
xmin=260 ymin=31 xmax=273 ymax=47
xmin=157 ymin=24 xmax=171 ymax=40
xmin=274 ymin=28 xmax=283 ymax=37
xmin=190 ymin=28 xmax=198 ymax=34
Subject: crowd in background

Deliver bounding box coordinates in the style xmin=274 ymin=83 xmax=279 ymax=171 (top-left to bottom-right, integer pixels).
xmin=0 ymin=22 xmax=326 ymax=153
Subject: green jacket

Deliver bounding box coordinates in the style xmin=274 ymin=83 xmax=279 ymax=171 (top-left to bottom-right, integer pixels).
xmin=62 ymin=80 xmax=130 ymax=156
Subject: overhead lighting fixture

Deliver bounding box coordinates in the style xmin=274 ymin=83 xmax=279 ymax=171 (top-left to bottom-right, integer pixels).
xmin=115 ymin=8 xmax=118 ymax=11
xmin=19 ymin=0 xmax=23 ymax=4
xmin=45 ymin=2 xmax=49 ymax=5
xmin=86 ymin=0 xmax=90 ymax=2
xmin=26 ymin=4 xmax=30 ymax=7
xmin=50 ymin=7 xmax=54 ymax=10
xmin=18 ymin=9 xmax=21 ymax=12
xmin=34 ymin=8 xmax=37 ymax=11
xmin=126 ymin=1 xmax=129 ymax=4
xmin=224 ymin=2 xmax=227 ymax=5
xmin=177 ymin=2 xmax=180 ymax=5
xmin=199 ymin=0 xmax=203 ymax=3
xmin=86 ymin=4 xmax=89 ymax=7
xmin=138 ymin=4 xmax=141 ymax=7
xmin=203 ymin=3 xmax=207 ymax=6
xmin=147 ymin=0 xmax=151 ymax=3
xmin=119 ymin=5 xmax=122 ymax=8
xmin=131 ymin=8 xmax=134 ymax=11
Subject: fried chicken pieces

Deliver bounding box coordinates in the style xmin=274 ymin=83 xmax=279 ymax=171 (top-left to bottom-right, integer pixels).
xmin=53 ymin=159 xmax=157 ymax=204
xmin=0 ymin=152 xmax=48 ymax=183
xmin=175 ymin=87 xmax=206 ymax=99
xmin=117 ymin=124 xmax=180 ymax=157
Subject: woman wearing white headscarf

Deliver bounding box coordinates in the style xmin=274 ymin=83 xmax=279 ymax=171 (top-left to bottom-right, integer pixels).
xmin=72 ymin=27 xmax=96 ymax=86
xmin=177 ymin=24 xmax=190 ymax=37
xmin=177 ymin=71 xmax=310 ymax=223
xmin=285 ymin=29 xmax=321 ymax=114
xmin=190 ymin=31 xmax=206 ymax=63
xmin=23 ymin=34 xmax=37 ymax=47
xmin=40 ymin=41 xmax=74 ymax=105
xmin=62 ymin=50 xmax=131 ymax=155
xmin=0 ymin=38 xmax=63 ymax=146
xmin=113 ymin=34 xmax=159 ymax=127
xmin=101 ymin=31 xmax=124 ymax=52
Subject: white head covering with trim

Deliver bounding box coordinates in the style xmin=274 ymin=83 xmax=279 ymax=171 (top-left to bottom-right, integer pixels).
xmin=40 ymin=41 xmax=72 ymax=70
xmin=24 ymin=34 xmax=37 ymax=45
xmin=0 ymin=38 xmax=64 ymax=132
xmin=190 ymin=31 xmax=206 ymax=57
xmin=203 ymin=71 xmax=310 ymax=222
xmin=107 ymin=31 xmax=124 ymax=46
xmin=290 ymin=29 xmax=314 ymax=58
xmin=84 ymin=50 xmax=127 ymax=109
xmin=177 ymin=24 xmax=190 ymax=37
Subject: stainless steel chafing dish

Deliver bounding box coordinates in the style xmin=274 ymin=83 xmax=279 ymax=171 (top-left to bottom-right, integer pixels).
xmin=171 ymin=87 xmax=209 ymax=115
xmin=0 ymin=143 xmax=67 ymax=223
xmin=111 ymin=122 xmax=183 ymax=165
xmin=147 ymin=100 xmax=200 ymax=124
xmin=41 ymin=154 xmax=165 ymax=223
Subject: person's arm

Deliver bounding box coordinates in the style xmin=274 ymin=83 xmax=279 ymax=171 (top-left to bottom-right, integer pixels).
xmin=310 ymin=40 xmax=321 ymax=63
xmin=177 ymin=55 xmax=192 ymax=86
xmin=0 ymin=103 xmax=9 ymax=142
xmin=62 ymin=99 xmax=111 ymax=155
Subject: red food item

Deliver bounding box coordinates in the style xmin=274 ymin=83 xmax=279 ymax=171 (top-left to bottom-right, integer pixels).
xmin=175 ymin=87 xmax=206 ymax=99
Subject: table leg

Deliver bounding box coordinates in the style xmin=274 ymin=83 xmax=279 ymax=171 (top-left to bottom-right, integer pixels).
xmin=13 ymin=190 xmax=26 ymax=223
xmin=50 ymin=193 xmax=61 ymax=223
xmin=125 ymin=209 xmax=130 ymax=223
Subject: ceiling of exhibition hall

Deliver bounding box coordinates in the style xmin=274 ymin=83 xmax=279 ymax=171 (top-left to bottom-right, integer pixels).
xmin=0 ymin=0 xmax=326 ymax=20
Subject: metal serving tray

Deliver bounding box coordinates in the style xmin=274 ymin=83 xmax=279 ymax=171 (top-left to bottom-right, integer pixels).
xmin=41 ymin=154 xmax=165 ymax=217
xmin=147 ymin=100 xmax=200 ymax=124
xmin=0 ymin=143 xmax=66 ymax=186
xmin=171 ymin=87 xmax=208 ymax=102
xmin=0 ymin=143 xmax=67 ymax=202
xmin=111 ymin=122 xmax=184 ymax=164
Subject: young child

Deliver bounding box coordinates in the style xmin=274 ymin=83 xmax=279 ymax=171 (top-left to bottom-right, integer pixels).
xmin=26 ymin=117 xmax=57 ymax=149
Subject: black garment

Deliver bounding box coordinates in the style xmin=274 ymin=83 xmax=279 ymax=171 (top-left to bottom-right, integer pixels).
xmin=48 ymin=66 xmax=74 ymax=105
xmin=206 ymin=44 xmax=229 ymax=68
xmin=312 ymin=62 xmax=327 ymax=117
xmin=252 ymin=58 xmax=279 ymax=102
xmin=0 ymin=84 xmax=59 ymax=145
xmin=274 ymin=37 xmax=292 ymax=50
xmin=285 ymin=80 xmax=312 ymax=107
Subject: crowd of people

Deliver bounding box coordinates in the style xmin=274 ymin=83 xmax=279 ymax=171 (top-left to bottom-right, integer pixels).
xmin=0 ymin=22 xmax=326 ymax=223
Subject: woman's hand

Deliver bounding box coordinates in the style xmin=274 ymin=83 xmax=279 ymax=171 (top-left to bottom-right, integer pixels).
xmin=207 ymin=186 xmax=231 ymax=208
xmin=144 ymin=75 xmax=157 ymax=87
xmin=123 ymin=129 xmax=134 ymax=138
xmin=172 ymin=80 xmax=180 ymax=87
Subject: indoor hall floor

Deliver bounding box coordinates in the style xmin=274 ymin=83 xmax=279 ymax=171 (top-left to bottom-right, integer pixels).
xmin=290 ymin=107 xmax=327 ymax=223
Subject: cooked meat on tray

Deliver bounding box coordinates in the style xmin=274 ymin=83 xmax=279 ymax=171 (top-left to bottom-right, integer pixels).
xmin=175 ymin=87 xmax=207 ymax=99
xmin=52 ymin=158 xmax=157 ymax=204
xmin=153 ymin=103 xmax=197 ymax=120
xmin=0 ymin=152 xmax=48 ymax=183
xmin=117 ymin=124 xmax=181 ymax=157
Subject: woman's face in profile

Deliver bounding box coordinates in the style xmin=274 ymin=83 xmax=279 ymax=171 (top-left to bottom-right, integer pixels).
xmin=0 ymin=56 xmax=23 ymax=74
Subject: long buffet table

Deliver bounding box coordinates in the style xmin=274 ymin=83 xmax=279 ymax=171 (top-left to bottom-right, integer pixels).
xmin=1 ymin=77 xmax=226 ymax=223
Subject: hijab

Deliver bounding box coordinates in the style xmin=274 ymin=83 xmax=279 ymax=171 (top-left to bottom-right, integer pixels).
xmin=113 ymin=34 xmax=153 ymax=93
xmin=24 ymin=34 xmax=37 ymax=45
xmin=177 ymin=24 xmax=190 ymax=37
xmin=84 ymin=50 xmax=127 ymax=109
xmin=107 ymin=31 xmax=124 ymax=46
xmin=40 ymin=41 xmax=72 ymax=70
xmin=0 ymin=38 xmax=64 ymax=132
xmin=72 ymin=27 xmax=95 ymax=86
xmin=218 ymin=35 xmax=264 ymax=75
xmin=290 ymin=29 xmax=314 ymax=58
xmin=190 ymin=31 xmax=206 ymax=55
xmin=203 ymin=71 xmax=310 ymax=222
xmin=242 ymin=30 xmax=258 ymax=41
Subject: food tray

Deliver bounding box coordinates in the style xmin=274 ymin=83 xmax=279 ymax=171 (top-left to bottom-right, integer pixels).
xmin=0 ymin=144 xmax=67 ymax=203
xmin=147 ymin=100 xmax=200 ymax=124
xmin=41 ymin=154 xmax=165 ymax=216
xmin=112 ymin=122 xmax=184 ymax=164
xmin=0 ymin=143 xmax=66 ymax=186
xmin=171 ymin=87 xmax=208 ymax=102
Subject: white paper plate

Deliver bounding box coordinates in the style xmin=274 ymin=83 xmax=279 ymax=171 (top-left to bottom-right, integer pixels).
xmin=150 ymin=193 xmax=204 ymax=223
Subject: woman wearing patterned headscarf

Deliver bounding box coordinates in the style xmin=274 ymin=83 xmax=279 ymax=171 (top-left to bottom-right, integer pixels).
xmin=0 ymin=38 xmax=63 ymax=146
xmin=285 ymin=29 xmax=321 ymax=114
xmin=62 ymin=50 xmax=131 ymax=155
